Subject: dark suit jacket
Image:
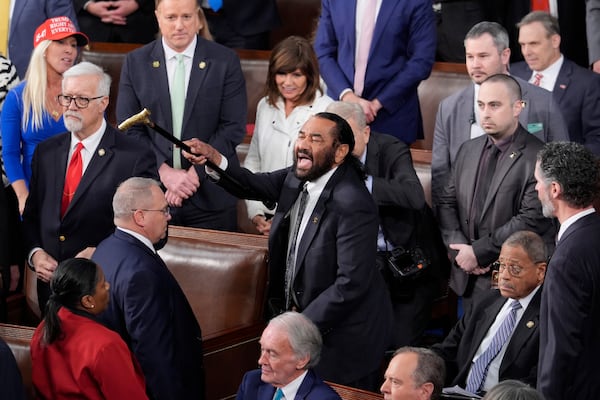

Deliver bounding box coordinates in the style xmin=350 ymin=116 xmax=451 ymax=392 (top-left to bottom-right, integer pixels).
xmin=22 ymin=125 xmax=158 ymax=306
xmin=8 ymin=0 xmax=78 ymax=79
xmin=432 ymin=76 xmax=569 ymax=209
xmin=236 ymin=369 xmax=341 ymax=400
xmin=366 ymin=132 xmax=449 ymax=283
xmin=73 ymin=0 xmax=157 ymax=43
xmin=511 ymin=59 xmax=600 ymax=155
xmin=116 ymin=36 xmax=246 ymax=214
xmin=432 ymin=289 xmax=541 ymax=388
xmin=437 ymin=126 xmax=555 ymax=295
xmin=217 ymin=161 xmax=393 ymax=385
xmin=538 ymin=212 xmax=600 ymax=400
xmin=314 ymin=0 xmax=436 ymax=143
xmin=93 ymin=229 xmax=205 ymax=400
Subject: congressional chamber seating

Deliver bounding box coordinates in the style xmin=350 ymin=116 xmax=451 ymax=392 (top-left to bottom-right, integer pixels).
xmin=6 ymin=226 xmax=269 ymax=400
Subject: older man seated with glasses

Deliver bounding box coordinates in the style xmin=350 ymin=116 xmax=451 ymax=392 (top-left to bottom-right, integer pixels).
xmin=431 ymin=230 xmax=547 ymax=397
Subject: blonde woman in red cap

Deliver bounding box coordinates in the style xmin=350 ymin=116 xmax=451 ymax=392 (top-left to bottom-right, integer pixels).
xmin=1 ymin=16 xmax=88 ymax=215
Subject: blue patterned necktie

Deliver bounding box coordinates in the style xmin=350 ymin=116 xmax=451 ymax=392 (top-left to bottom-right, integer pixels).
xmin=208 ymin=0 xmax=222 ymax=11
xmin=273 ymin=388 xmax=284 ymax=400
xmin=466 ymin=299 xmax=522 ymax=393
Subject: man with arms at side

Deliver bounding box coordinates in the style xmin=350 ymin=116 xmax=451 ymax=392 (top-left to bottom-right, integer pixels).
xmin=7 ymin=0 xmax=78 ymax=78
xmin=237 ymin=311 xmax=341 ymax=400
xmin=380 ymin=347 xmax=445 ymax=400
xmin=534 ymin=142 xmax=600 ymax=400
xmin=327 ymin=101 xmax=449 ymax=347
xmin=22 ymin=61 xmax=157 ymax=314
xmin=183 ymin=113 xmax=392 ymax=391
xmin=93 ymin=177 xmax=205 ymax=400
xmin=117 ymin=0 xmax=246 ymax=231
xmin=437 ymin=74 xmax=554 ymax=313
xmin=432 ymin=231 xmax=546 ymax=395
xmin=512 ymin=11 xmax=600 ymax=155
xmin=431 ymin=21 xmax=568 ymax=209
xmin=313 ymin=0 xmax=436 ymax=144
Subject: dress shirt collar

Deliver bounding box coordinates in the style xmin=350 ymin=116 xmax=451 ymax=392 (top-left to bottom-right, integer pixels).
xmin=510 ymin=284 xmax=540 ymax=311
xmin=278 ymin=370 xmax=308 ymax=400
xmin=117 ymin=227 xmax=156 ymax=253
xmin=305 ymin=165 xmax=337 ymax=195
xmin=69 ymin=119 xmax=106 ymax=157
xmin=557 ymin=208 xmax=596 ymax=241
xmin=162 ymin=36 xmax=196 ymax=60
xmin=530 ymin=55 xmax=563 ymax=92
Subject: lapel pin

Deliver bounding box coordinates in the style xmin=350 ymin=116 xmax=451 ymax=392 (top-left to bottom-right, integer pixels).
xmin=152 ymin=61 xmax=160 ymax=68
xmin=509 ymin=152 xmax=517 ymax=159
xmin=199 ymin=61 xmax=206 ymax=69
xmin=312 ymin=217 xmax=318 ymax=224
xmin=526 ymin=320 xmax=535 ymax=328
xmin=559 ymin=84 xmax=566 ymax=90
xmin=98 ymin=148 xmax=106 ymax=157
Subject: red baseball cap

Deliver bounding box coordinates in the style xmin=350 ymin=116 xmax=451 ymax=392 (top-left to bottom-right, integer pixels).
xmin=33 ymin=16 xmax=89 ymax=48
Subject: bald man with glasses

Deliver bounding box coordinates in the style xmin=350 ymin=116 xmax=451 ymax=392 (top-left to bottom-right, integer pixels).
xmin=431 ymin=230 xmax=547 ymax=396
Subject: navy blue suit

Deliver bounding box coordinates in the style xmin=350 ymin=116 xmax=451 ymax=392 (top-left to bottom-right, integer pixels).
xmin=22 ymin=125 xmax=158 ymax=311
xmin=237 ymin=369 xmax=341 ymax=400
xmin=314 ymin=0 xmax=436 ymax=144
xmin=538 ymin=212 xmax=600 ymax=400
xmin=216 ymin=161 xmax=393 ymax=386
xmin=8 ymin=0 xmax=78 ymax=78
xmin=117 ymin=36 xmax=247 ymax=230
xmin=93 ymin=229 xmax=205 ymax=400
xmin=511 ymin=59 xmax=600 ymax=155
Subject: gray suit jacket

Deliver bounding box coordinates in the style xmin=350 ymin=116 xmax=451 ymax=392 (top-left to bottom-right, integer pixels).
xmin=431 ymin=76 xmax=569 ymax=208
xmin=587 ymin=0 xmax=600 ymax=65
xmin=436 ymin=126 xmax=555 ymax=295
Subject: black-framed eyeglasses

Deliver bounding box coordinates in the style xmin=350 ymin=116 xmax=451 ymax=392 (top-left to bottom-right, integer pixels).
xmin=57 ymin=94 xmax=104 ymax=109
xmin=132 ymin=206 xmax=171 ymax=216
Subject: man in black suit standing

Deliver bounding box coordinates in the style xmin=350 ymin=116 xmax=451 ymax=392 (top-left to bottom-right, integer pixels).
xmin=511 ymin=11 xmax=600 ymax=155
xmin=327 ymin=101 xmax=449 ymax=347
xmin=183 ymin=113 xmax=393 ymax=391
xmin=23 ymin=61 xmax=157 ymax=313
xmin=117 ymin=0 xmax=246 ymax=231
xmin=432 ymin=230 xmax=546 ymax=395
xmin=534 ymin=141 xmax=600 ymax=400
xmin=437 ymin=74 xmax=554 ymax=313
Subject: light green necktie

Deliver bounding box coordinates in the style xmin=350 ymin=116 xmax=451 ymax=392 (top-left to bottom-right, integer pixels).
xmin=171 ymin=53 xmax=186 ymax=169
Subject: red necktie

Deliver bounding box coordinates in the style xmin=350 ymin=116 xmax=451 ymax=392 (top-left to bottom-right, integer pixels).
xmin=61 ymin=142 xmax=84 ymax=217
xmin=532 ymin=72 xmax=543 ymax=86
xmin=531 ymin=0 xmax=549 ymax=11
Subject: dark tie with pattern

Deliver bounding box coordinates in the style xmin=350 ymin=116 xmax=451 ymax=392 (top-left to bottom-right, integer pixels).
xmin=284 ymin=186 xmax=309 ymax=310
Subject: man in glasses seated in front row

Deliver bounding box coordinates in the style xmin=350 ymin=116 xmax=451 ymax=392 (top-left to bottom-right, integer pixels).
xmin=431 ymin=230 xmax=546 ymax=397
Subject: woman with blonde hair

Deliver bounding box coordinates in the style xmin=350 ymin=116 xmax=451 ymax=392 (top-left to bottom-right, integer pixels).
xmin=244 ymin=35 xmax=332 ymax=234
xmin=1 ymin=16 xmax=88 ymax=214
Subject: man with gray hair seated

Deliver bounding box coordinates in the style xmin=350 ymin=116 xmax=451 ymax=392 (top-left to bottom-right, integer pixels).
xmin=237 ymin=311 xmax=341 ymax=400
xmin=380 ymin=346 xmax=445 ymax=400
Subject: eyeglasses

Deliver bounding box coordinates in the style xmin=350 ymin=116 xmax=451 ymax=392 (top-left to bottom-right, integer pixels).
xmin=132 ymin=206 xmax=171 ymax=216
xmin=491 ymin=260 xmax=524 ymax=277
xmin=57 ymin=95 xmax=104 ymax=109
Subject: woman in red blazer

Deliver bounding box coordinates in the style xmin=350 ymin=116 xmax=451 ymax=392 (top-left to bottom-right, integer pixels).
xmin=30 ymin=258 xmax=148 ymax=399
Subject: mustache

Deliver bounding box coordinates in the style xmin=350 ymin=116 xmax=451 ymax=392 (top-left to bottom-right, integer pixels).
xmin=296 ymin=149 xmax=312 ymax=158
xmin=64 ymin=110 xmax=82 ymax=120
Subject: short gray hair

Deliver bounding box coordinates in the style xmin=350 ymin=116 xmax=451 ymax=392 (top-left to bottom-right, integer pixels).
xmin=326 ymin=101 xmax=367 ymax=130
xmin=517 ymin=11 xmax=560 ymax=37
xmin=113 ymin=177 xmax=162 ymax=220
xmin=268 ymin=312 xmax=322 ymax=369
xmin=393 ymin=347 xmax=445 ymax=400
xmin=465 ymin=21 xmax=510 ymax=52
xmin=502 ymin=231 xmax=547 ymax=264
xmin=482 ymin=380 xmax=545 ymax=400
xmin=62 ymin=61 xmax=111 ymax=97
